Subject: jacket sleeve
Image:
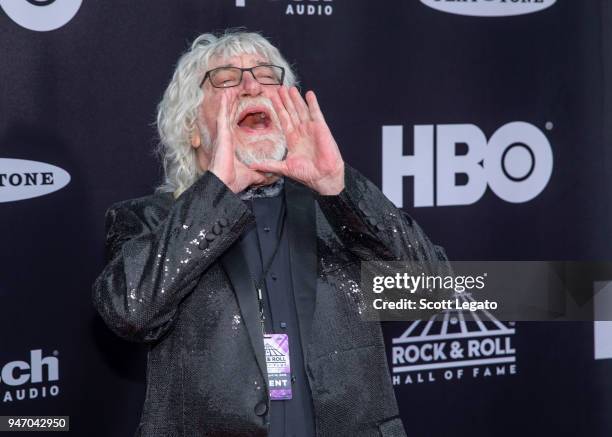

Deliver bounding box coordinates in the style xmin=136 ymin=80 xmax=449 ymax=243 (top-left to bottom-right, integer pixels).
xmin=316 ymin=163 xmax=449 ymax=272
xmin=92 ymin=171 xmax=254 ymax=343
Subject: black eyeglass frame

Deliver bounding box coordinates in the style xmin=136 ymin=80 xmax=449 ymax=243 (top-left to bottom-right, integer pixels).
xmin=199 ymin=65 xmax=285 ymax=88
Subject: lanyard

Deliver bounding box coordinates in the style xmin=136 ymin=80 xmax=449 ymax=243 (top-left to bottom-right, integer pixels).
xmin=251 ymin=206 xmax=287 ymax=336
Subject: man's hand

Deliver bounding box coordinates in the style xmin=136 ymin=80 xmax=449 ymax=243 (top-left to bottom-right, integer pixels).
xmin=248 ymin=86 xmax=345 ymax=195
xmin=208 ymin=93 xmax=276 ymax=193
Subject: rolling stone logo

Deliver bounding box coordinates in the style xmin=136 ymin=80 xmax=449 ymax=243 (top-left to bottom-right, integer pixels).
xmin=391 ymin=308 xmax=517 ymax=384
xmin=1 ymin=349 xmax=60 ymax=403
xmin=0 ymin=158 xmax=71 ymax=203
xmin=236 ymin=0 xmax=334 ymax=17
xmin=420 ymin=0 xmax=556 ymax=17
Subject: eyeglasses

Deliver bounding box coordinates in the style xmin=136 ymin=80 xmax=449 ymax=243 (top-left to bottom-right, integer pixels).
xmin=200 ymin=65 xmax=285 ymax=88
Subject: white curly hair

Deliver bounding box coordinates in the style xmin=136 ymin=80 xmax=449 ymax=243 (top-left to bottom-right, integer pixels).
xmin=155 ymin=30 xmax=298 ymax=198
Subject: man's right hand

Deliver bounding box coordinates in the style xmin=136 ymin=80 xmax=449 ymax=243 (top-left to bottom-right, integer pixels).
xmin=208 ymin=93 xmax=274 ymax=193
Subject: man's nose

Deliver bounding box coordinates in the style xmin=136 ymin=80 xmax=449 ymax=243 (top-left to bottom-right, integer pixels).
xmin=240 ymin=70 xmax=262 ymax=96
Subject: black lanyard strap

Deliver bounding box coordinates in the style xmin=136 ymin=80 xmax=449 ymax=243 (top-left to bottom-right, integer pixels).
xmin=251 ymin=205 xmax=287 ymax=335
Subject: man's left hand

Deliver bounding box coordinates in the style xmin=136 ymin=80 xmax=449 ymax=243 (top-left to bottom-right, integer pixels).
xmin=248 ymin=86 xmax=345 ymax=195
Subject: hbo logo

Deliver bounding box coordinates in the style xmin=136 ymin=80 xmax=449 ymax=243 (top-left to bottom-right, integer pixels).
xmin=382 ymin=122 xmax=554 ymax=207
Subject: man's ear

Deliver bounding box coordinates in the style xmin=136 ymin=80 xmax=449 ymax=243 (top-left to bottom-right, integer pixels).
xmin=190 ymin=129 xmax=201 ymax=149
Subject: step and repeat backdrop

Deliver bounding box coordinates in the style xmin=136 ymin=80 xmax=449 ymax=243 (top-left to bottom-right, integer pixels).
xmin=1 ymin=1 xmax=611 ymax=436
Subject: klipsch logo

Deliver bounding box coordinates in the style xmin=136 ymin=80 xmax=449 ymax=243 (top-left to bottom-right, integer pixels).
xmin=391 ymin=298 xmax=517 ymax=384
xmin=382 ymin=122 xmax=554 ymax=207
xmin=0 ymin=0 xmax=82 ymax=31
xmin=1 ymin=349 xmax=60 ymax=403
xmin=420 ymin=0 xmax=556 ymax=17
xmin=236 ymin=0 xmax=334 ymax=17
xmin=0 ymin=158 xmax=71 ymax=203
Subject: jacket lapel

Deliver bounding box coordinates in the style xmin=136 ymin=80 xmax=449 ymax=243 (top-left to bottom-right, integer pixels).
xmin=218 ymin=180 xmax=318 ymax=379
xmin=220 ymin=243 xmax=267 ymax=379
xmin=285 ymin=180 xmax=317 ymax=364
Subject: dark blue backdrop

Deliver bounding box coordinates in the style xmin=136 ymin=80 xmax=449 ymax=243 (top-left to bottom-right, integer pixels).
xmin=1 ymin=1 xmax=611 ymax=436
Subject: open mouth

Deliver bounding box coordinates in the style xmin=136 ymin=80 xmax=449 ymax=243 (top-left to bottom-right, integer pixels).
xmin=236 ymin=106 xmax=273 ymax=132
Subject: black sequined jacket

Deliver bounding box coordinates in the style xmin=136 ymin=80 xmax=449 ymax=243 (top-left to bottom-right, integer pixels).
xmin=92 ymin=164 xmax=447 ymax=437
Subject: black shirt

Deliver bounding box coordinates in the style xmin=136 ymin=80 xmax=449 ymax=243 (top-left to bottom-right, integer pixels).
xmin=238 ymin=187 xmax=316 ymax=437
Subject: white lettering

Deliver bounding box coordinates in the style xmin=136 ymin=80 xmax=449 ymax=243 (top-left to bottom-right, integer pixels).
xmin=382 ymin=123 xmax=553 ymax=207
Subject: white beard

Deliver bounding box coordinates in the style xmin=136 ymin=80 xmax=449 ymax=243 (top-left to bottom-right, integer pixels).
xmin=200 ymin=127 xmax=287 ymax=165
xmin=235 ymin=132 xmax=287 ymax=165
xmin=199 ymin=95 xmax=287 ymax=166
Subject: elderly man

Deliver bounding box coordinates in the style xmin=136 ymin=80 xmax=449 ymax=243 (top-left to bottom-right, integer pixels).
xmin=93 ymin=30 xmax=445 ymax=437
